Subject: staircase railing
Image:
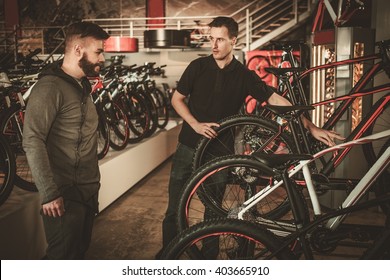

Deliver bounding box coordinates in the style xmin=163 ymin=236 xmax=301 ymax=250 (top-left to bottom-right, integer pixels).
xmin=83 ymin=0 xmax=314 ymax=51
xmin=1 ymin=0 xmax=315 ymax=61
xmin=237 ymin=0 xmax=314 ymax=51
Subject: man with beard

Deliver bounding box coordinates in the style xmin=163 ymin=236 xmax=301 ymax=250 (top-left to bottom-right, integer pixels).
xmin=23 ymin=22 xmax=109 ymax=259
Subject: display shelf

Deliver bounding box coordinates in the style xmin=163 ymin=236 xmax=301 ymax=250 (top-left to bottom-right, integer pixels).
xmin=0 ymin=118 xmax=182 ymax=259
xmin=98 ymin=119 xmax=182 ymax=211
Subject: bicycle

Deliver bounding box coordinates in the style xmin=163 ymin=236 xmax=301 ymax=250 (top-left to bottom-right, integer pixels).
xmin=192 ymin=39 xmax=390 ymax=177
xmin=90 ymin=75 xmax=130 ymax=152
xmin=161 ymin=128 xmax=390 ymax=259
xmin=0 ymin=84 xmax=36 ymax=191
xmin=175 ymin=102 xmax=390 ymax=234
xmin=0 ymin=133 xmax=16 ymax=207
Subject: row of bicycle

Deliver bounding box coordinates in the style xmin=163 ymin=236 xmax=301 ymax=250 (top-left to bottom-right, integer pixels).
xmin=0 ymin=53 xmax=173 ymax=206
xmin=89 ymin=55 xmax=172 ymax=159
xmin=157 ymin=39 xmax=390 ymax=259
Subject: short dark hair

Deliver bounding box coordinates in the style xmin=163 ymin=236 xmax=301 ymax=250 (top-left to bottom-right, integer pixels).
xmin=65 ymin=21 xmax=109 ymax=50
xmin=208 ymin=16 xmax=238 ymax=38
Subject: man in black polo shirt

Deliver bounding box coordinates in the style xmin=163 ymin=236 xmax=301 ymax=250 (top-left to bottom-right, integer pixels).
xmin=157 ymin=16 xmax=343 ymax=257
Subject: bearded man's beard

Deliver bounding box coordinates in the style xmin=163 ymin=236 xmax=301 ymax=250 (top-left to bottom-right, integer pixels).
xmin=79 ymin=53 xmax=102 ymax=77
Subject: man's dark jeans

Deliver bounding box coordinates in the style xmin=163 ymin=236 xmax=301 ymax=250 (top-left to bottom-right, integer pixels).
xmin=162 ymin=143 xmax=195 ymax=248
xmin=42 ymin=198 xmax=96 ymax=259
xmin=160 ymin=143 xmax=227 ymax=259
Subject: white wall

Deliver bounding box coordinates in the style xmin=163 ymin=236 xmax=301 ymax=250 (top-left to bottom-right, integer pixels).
xmin=104 ymin=48 xmax=245 ymax=90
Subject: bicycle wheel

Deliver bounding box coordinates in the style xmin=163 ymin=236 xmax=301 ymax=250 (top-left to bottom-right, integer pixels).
xmin=96 ymin=112 xmax=110 ymax=160
xmin=0 ymin=135 xmax=16 ymax=206
xmin=361 ymin=225 xmax=390 ymax=260
xmin=103 ymin=101 xmax=129 ymax=151
xmin=362 ymin=95 xmax=389 ymax=165
xmin=0 ymin=103 xmax=36 ymax=192
xmin=192 ymin=114 xmax=296 ymax=171
xmin=161 ymin=218 xmax=296 ymax=259
xmin=374 ymin=141 xmax=390 ymax=213
xmin=177 ymin=155 xmax=309 ymax=233
xmin=150 ymin=88 xmax=169 ymax=129
xmin=139 ymin=90 xmax=158 ymax=137
xmin=118 ymin=92 xmax=150 ymax=144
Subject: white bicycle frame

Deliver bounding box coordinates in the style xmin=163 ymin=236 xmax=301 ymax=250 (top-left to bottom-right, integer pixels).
xmin=237 ymin=129 xmax=390 ymax=231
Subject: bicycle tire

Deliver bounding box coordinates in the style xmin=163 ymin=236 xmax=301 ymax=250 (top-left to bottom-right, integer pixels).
xmin=103 ymin=101 xmax=129 ymax=151
xmin=373 ymin=140 xmax=390 ymax=213
xmin=361 ymin=226 xmax=390 ymax=260
xmin=96 ymin=111 xmax=110 ymax=160
xmin=0 ymin=103 xmax=37 ymax=192
xmin=161 ymin=218 xmax=296 ymax=260
xmin=177 ymin=155 xmax=309 ymax=233
xmin=362 ymin=95 xmax=389 ymax=165
xmin=150 ymin=88 xmax=169 ymax=129
xmin=192 ymin=114 xmax=297 ymax=171
xmin=139 ymin=90 xmax=158 ymax=137
xmin=0 ymin=135 xmax=16 ymax=206
xmin=118 ymin=92 xmax=150 ymax=144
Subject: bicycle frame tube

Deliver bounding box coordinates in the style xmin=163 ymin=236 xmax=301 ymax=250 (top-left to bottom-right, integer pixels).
xmin=237 ymin=129 xmax=390 ymax=219
xmin=322 ymin=62 xmax=383 ymax=131
xmin=283 ymin=51 xmax=387 ymax=173
xmin=269 ymin=193 xmax=390 ymax=259
xmin=326 ymin=145 xmax=390 ymax=229
xmin=299 ymin=53 xmax=380 ymax=79
xmin=322 ymin=93 xmax=390 ymax=174
xmin=311 ymin=83 xmax=390 ymax=107
xmin=286 ymin=54 xmax=381 ymax=121
xmin=274 ymin=51 xmax=379 ymax=102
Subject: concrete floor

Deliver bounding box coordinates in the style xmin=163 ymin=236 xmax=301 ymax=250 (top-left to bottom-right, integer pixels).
xmin=86 ymin=157 xmax=171 ymax=260
xmin=85 ymin=157 xmax=387 ymax=260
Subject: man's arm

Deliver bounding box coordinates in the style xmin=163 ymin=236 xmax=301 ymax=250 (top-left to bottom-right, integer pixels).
xmin=267 ymin=92 xmax=344 ymax=146
xmin=23 ymin=82 xmax=65 ymax=217
xmin=171 ymin=90 xmax=219 ymax=139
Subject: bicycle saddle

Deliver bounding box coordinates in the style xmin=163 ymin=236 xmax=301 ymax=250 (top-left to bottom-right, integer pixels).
xmin=251 ymin=153 xmax=313 ymax=169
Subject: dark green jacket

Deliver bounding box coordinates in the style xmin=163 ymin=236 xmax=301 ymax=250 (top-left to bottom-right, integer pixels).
xmin=23 ymin=61 xmax=100 ymax=208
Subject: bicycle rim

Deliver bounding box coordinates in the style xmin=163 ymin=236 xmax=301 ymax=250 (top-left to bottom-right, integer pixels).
xmin=374 ymin=140 xmax=390 ymax=213
xmin=150 ymin=88 xmax=169 ymax=129
xmin=105 ymin=102 xmax=129 ymax=151
xmin=97 ymin=115 xmax=110 ymax=160
xmin=192 ymin=114 xmax=296 ymax=171
xmin=124 ymin=92 xmax=150 ymax=144
xmin=0 ymin=136 xmax=16 ymax=206
xmin=141 ymin=92 xmax=158 ymax=137
xmin=162 ymin=218 xmax=295 ymax=260
xmin=362 ymin=97 xmax=389 ymax=165
xmin=0 ymin=104 xmax=36 ymax=192
xmin=178 ymin=155 xmax=309 ymax=233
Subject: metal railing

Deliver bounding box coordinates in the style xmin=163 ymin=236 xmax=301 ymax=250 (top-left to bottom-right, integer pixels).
xmin=83 ymin=0 xmax=313 ymax=51
xmin=1 ymin=0 xmax=315 ymax=59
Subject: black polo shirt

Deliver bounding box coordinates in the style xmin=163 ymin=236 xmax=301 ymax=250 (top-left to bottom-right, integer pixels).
xmin=177 ymin=55 xmax=274 ymax=148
